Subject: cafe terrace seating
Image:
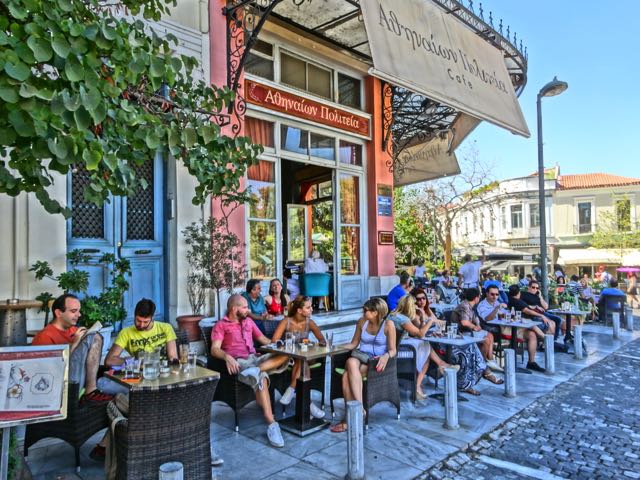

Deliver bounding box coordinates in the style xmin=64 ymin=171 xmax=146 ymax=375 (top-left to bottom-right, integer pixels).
xmin=24 ymin=382 xmax=109 ymax=470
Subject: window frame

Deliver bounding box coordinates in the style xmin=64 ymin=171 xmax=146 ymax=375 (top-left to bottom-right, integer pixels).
xmin=510 ymin=204 xmax=523 ymax=230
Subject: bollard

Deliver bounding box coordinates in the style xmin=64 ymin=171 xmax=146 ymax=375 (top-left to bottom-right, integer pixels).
xmin=612 ymin=312 xmax=620 ymax=339
xmin=159 ymin=462 xmax=183 ymax=480
xmin=503 ymin=349 xmax=516 ymax=398
xmin=574 ymin=325 xmax=584 ymax=360
xmin=443 ymin=367 xmax=459 ymax=430
xmin=345 ymin=400 xmax=365 ymax=480
xmin=625 ymin=307 xmax=634 ymax=331
xmin=544 ymin=334 xmax=555 ymax=375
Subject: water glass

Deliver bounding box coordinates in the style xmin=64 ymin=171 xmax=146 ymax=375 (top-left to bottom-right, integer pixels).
xmin=285 ymin=332 xmax=294 ymax=352
xmin=188 ymin=351 xmax=197 ymax=370
xmin=123 ymin=357 xmax=134 ymax=379
xmin=326 ymin=332 xmax=334 ymax=350
xmin=515 ymin=311 xmax=522 ymax=322
xmin=143 ymin=351 xmax=160 ymax=380
xmin=179 ymin=344 xmax=189 ymax=367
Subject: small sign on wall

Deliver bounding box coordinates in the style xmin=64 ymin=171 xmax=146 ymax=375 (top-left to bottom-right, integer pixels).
xmin=377 ymin=184 xmax=393 ymax=216
xmin=378 ymin=231 xmax=394 ymax=245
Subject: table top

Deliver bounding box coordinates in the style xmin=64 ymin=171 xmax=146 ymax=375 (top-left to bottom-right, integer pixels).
xmin=259 ymin=343 xmax=349 ymax=361
xmin=547 ymin=309 xmax=589 ymax=316
xmin=431 ymin=303 xmax=457 ymax=312
xmin=105 ymin=366 xmax=219 ymax=391
xmin=424 ymin=330 xmax=488 ymax=346
xmin=486 ymin=318 xmax=543 ymax=329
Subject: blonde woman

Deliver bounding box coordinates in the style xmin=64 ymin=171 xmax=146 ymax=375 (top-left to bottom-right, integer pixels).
xmin=330 ymin=297 xmax=396 ymax=433
xmin=390 ymin=292 xmax=457 ymax=400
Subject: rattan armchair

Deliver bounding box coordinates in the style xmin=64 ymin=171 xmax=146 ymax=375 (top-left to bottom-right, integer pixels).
xmin=24 ymin=382 xmax=109 ymax=470
xmin=111 ymin=375 xmax=218 ymax=480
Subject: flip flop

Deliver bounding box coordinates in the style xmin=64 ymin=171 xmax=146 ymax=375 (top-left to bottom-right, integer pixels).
xmin=483 ymin=372 xmax=504 ymax=385
xmin=463 ymin=388 xmax=481 ymax=396
xmin=330 ymin=421 xmax=348 ymax=433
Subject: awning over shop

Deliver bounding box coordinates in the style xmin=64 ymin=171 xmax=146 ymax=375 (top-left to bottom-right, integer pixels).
xmin=393 ymin=132 xmax=460 ymax=186
xmin=557 ymin=248 xmax=622 ymax=266
xmin=360 ymin=0 xmax=530 ymax=138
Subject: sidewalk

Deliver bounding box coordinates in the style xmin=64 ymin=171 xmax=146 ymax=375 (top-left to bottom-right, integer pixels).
xmin=24 ymin=320 xmax=639 ymax=480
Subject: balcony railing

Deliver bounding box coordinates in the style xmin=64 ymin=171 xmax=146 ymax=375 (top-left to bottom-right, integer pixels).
xmin=572 ymin=222 xmax=640 ymax=234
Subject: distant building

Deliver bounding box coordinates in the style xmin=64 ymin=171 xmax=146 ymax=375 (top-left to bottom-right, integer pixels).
xmin=451 ymin=168 xmax=640 ymax=277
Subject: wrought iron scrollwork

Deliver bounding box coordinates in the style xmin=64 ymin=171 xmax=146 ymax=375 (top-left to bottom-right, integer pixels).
xmin=225 ymin=0 xmax=283 ymax=135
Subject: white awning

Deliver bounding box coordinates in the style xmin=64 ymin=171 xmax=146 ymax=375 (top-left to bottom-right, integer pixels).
xmin=394 ymin=132 xmax=460 ymax=186
xmin=557 ymin=248 xmax=622 ymax=266
xmin=360 ymin=0 xmax=530 ymax=138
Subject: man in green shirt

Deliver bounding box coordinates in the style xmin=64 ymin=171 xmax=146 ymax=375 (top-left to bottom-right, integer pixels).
xmin=105 ymin=299 xmax=177 ymax=366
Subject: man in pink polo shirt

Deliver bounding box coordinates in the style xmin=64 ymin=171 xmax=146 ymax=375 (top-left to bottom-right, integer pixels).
xmin=211 ymin=293 xmax=289 ymax=447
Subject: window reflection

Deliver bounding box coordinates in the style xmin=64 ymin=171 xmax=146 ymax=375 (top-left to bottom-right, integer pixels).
xmin=340 ymin=174 xmax=359 ymax=224
xmin=249 ymin=221 xmax=276 ymax=279
xmin=341 ymin=226 xmax=360 ymax=275
xmin=339 ymin=141 xmax=362 ymax=166
xmin=247 ymin=161 xmax=275 ymax=219
xmin=310 ymin=133 xmax=334 ymax=160
xmin=281 ymin=125 xmax=308 ymax=155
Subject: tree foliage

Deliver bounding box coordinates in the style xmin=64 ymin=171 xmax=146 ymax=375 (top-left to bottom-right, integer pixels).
xmin=393 ymin=186 xmax=435 ymax=266
xmin=0 ymin=0 xmax=262 ymax=215
xmin=591 ymin=196 xmax=640 ymax=250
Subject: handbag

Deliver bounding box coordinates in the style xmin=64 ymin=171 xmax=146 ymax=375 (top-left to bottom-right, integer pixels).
xmin=350 ymin=348 xmax=372 ymax=364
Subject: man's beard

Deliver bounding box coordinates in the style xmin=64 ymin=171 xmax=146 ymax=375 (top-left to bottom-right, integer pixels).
xmin=237 ymin=311 xmax=247 ymax=320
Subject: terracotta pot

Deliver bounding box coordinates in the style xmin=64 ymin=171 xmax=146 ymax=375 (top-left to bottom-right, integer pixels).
xmin=176 ymin=314 xmax=205 ymax=342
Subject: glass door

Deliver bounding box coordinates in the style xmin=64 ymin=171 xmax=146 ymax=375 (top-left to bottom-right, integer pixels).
xmin=287 ymin=204 xmax=308 ymax=262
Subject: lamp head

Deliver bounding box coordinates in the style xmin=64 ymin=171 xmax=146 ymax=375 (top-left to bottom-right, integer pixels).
xmin=538 ymin=76 xmax=568 ymax=98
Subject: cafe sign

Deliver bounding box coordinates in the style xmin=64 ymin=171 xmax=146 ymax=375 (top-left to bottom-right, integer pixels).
xmin=245 ymin=80 xmax=370 ymax=137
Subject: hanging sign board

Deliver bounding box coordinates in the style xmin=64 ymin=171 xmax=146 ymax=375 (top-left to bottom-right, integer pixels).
xmin=245 ymin=79 xmax=371 ymax=137
xmin=0 ymin=345 xmax=69 ymax=427
xmin=361 ymin=0 xmax=530 ymax=137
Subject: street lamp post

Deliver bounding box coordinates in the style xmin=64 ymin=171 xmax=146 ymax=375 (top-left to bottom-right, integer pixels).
xmin=537 ymin=76 xmax=568 ymax=301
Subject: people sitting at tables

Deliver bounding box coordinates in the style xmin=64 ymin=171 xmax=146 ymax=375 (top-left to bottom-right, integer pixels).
xmin=387 ymin=271 xmax=414 ymax=310
xmin=518 ymin=273 xmax=531 ymax=288
xmin=330 ymin=298 xmax=396 ymax=433
xmin=566 ymin=275 xmax=584 ymax=297
xmin=519 ymin=281 xmax=563 ymax=339
xmin=447 ymin=289 xmax=501 ymax=395
xmin=272 ymin=296 xmax=326 ymax=419
xmin=264 ymin=278 xmax=290 ymax=316
xmin=482 ymin=286 xmax=546 ymax=373
xmin=242 ymin=279 xmax=273 ymax=334
xmin=457 ymin=249 xmax=485 ymax=289
xmin=451 ymin=287 xmax=504 ymax=374
xmin=283 ymin=267 xmax=300 ymax=299
xmin=482 ymin=272 xmax=508 ymax=304
xmin=32 ymin=294 xmax=114 ymax=461
xmin=392 ymin=291 xmax=457 ymax=400
xmin=303 ymin=248 xmax=329 ymax=273
xmin=598 ymin=278 xmax=626 ymax=321
xmin=210 ymin=294 xmax=289 ymax=447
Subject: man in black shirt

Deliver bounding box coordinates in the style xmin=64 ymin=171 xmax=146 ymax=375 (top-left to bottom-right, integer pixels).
xmin=506 ymin=285 xmax=551 ymax=372
xmin=519 ymin=281 xmax=564 ymax=339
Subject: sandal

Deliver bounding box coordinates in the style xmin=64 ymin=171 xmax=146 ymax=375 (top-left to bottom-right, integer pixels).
xmin=463 ymin=388 xmax=481 ymax=396
xmin=330 ymin=421 xmax=348 ymax=433
xmin=483 ymin=371 xmax=504 ymax=385
xmin=416 ymin=389 xmax=427 ymax=400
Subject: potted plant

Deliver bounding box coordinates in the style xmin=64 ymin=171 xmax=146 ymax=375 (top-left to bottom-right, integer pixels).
xmin=180 ymin=217 xmax=246 ymax=338
xmin=30 ymin=250 xmax=131 ymax=354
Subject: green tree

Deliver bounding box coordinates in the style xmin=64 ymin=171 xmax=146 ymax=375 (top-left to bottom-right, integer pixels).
xmin=591 ymin=196 xmax=640 ymax=251
xmin=0 ymin=0 xmax=261 ymax=215
xmin=393 ymin=186 xmax=435 ymax=266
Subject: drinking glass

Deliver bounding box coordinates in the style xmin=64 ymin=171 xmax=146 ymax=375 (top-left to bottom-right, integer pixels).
xmin=123 ymin=357 xmax=134 ymax=379
xmin=179 ymin=344 xmax=189 ymax=369
xmin=188 ymin=351 xmax=197 ymax=371
xmin=326 ymin=332 xmax=334 ymax=350
xmin=143 ymin=351 xmax=160 ymax=380
xmin=515 ymin=311 xmax=522 ymax=321
xmin=285 ymin=332 xmax=294 ymax=352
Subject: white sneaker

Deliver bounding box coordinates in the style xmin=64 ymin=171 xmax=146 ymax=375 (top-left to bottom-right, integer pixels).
xmin=267 ymin=422 xmax=284 ymax=448
xmin=486 ymin=359 xmax=504 ymax=373
xmin=310 ymin=403 xmax=325 ymax=419
xmin=210 ymin=450 xmax=224 ymax=466
xmin=280 ymin=386 xmax=295 ymax=405
xmin=238 ymin=367 xmax=261 ymax=390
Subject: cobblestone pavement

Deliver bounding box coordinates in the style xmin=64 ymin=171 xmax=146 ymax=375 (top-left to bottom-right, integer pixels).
xmin=420 ymin=337 xmax=640 ymax=480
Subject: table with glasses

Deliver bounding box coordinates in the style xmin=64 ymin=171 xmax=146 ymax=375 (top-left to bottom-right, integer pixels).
xmin=486 ymin=317 xmax=543 ymax=373
xmin=547 ymin=308 xmax=589 ymax=351
xmin=104 ymin=365 xmax=220 ymax=480
xmin=259 ymin=342 xmax=349 ymax=436
xmin=424 ymin=330 xmax=487 ymax=401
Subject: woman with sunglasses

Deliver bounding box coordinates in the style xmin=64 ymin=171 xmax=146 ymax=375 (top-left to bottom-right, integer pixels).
xmin=390 ymin=292 xmax=458 ymax=400
xmin=330 ymin=297 xmax=396 ymax=432
xmin=272 ymin=295 xmax=326 ymax=419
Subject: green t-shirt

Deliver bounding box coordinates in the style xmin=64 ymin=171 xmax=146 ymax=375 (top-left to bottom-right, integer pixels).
xmin=114 ymin=322 xmax=177 ymax=356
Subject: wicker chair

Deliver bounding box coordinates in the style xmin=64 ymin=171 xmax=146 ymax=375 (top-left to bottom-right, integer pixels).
xmin=396 ymin=340 xmax=417 ymax=403
xmin=24 ymin=382 xmax=109 ymax=470
xmin=330 ymin=328 xmax=401 ymax=428
xmin=112 ymin=375 xmax=218 ymax=480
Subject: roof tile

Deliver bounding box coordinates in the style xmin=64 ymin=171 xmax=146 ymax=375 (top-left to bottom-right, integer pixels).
xmin=558 ymin=173 xmax=640 ymax=190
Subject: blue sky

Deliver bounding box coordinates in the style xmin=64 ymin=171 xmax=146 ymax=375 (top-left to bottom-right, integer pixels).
xmin=462 ymin=1 xmax=640 ymax=181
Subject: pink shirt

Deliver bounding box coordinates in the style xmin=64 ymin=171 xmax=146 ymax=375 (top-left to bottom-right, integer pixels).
xmin=211 ymin=316 xmax=262 ymax=359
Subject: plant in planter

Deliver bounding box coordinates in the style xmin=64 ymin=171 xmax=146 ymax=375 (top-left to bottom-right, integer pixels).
xmin=182 ymin=217 xmax=246 ymax=323
xmin=30 ymin=250 xmax=131 ymax=337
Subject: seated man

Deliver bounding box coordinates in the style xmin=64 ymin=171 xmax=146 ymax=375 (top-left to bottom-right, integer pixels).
xmin=507 ymin=285 xmax=552 ymax=372
xmin=387 ymin=271 xmax=414 ymax=310
xmin=482 ymin=272 xmax=508 ymax=304
xmin=566 ymin=275 xmax=584 ymax=297
xmin=482 ymin=286 xmax=545 ymax=372
xmin=598 ymin=279 xmax=626 ymax=321
xmin=211 ymin=294 xmax=289 ymax=448
xmin=33 ymin=294 xmax=113 ymax=403
xmin=105 ymin=298 xmax=177 ymax=367
xmin=304 ymin=248 xmax=329 ymax=274
xmin=520 ymin=281 xmax=564 ymax=339
xmin=32 ymin=293 xmax=114 ymax=461
xmin=241 ymin=279 xmax=273 ymax=334
xmin=450 ymin=288 xmax=503 ymax=374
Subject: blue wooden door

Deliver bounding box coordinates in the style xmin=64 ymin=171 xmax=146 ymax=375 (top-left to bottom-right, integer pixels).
xmin=68 ymin=153 xmax=165 ymax=325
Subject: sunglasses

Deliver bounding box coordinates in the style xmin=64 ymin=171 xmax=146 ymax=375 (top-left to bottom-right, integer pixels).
xmin=530 ymin=286 xmax=539 ymax=290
